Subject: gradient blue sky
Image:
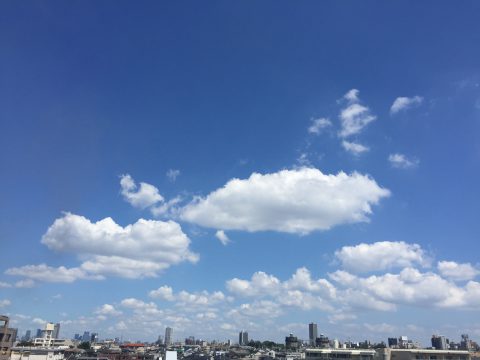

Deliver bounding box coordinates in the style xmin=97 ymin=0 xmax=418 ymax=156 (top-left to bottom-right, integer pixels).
xmin=1 ymin=1 xmax=480 ymax=345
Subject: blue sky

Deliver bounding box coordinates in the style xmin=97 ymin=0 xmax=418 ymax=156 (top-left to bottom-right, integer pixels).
xmin=1 ymin=1 xmax=480 ymax=345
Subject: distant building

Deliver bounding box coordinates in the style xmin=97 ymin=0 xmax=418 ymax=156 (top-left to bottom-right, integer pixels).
xmin=34 ymin=323 xmax=56 ymax=348
xmin=387 ymin=338 xmax=398 ymax=348
xmin=90 ymin=333 xmax=98 ymax=343
xmin=309 ymin=324 xmax=318 ymax=347
xmin=316 ymin=335 xmax=330 ymax=349
xmin=23 ymin=330 xmax=31 ymax=342
xmin=82 ymin=332 xmax=90 ymax=343
xmin=0 ymin=315 xmax=17 ymax=360
xmin=52 ymin=324 xmax=61 ymax=340
xmin=165 ymin=327 xmax=173 ymax=347
xmin=432 ymin=335 xmax=448 ymax=350
xmin=239 ymin=331 xmax=249 ymax=346
xmin=285 ymin=334 xmax=299 ymax=351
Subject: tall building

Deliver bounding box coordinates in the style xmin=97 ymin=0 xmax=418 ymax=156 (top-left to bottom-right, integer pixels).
xmin=165 ymin=327 xmax=173 ymax=347
xmin=239 ymin=331 xmax=248 ymax=346
xmin=23 ymin=330 xmax=31 ymax=341
xmin=82 ymin=331 xmax=90 ymax=342
xmin=309 ymin=323 xmax=318 ymax=346
xmin=52 ymin=323 xmax=60 ymax=339
xmin=432 ymin=335 xmax=448 ymax=350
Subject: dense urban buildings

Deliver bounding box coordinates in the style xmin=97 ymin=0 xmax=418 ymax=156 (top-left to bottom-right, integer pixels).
xmin=2 ymin=315 xmax=480 ymax=360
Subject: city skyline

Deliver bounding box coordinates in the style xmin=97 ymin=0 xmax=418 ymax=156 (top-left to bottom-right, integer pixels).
xmin=1 ymin=1 xmax=480 ymax=345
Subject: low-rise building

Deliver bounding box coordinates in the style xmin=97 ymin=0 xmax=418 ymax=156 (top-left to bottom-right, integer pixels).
xmin=375 ymin=348 xmax=470 ymax=360
xmin=0 ymin=315 xmax=17 ymax=360
xmin=305 ymin=348 xmax=376 ymax=360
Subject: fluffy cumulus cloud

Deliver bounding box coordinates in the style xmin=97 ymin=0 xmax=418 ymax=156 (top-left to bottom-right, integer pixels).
xmin=390 ymin=96 xmax=423 ymax=114
xmin=120 ymin=174 xmax=164 ymax=209
xmin=149 ymin=286 xmax=228 ymax=307
xmin=438 ymin=261 xmax=479 ymax=281
xmin=388 ymin=153 xmax=419 ymax=169
xmin=339 ymin=89 xmax=376 ymax=138
xmin=308 ymin=117 xmax=332 ymax=134
xmin=95 ymin=304 xmax=122 ymax=317
xmin=335 ymin=241 xmax=429 ymax=273
xmin=181 ymin=168 xmax=390 ymax=234
xmin=6 ymin=213 xmax=198 ymax=282
xmin=0 ymin=299 xmax=11 ymax=308
xmin=329 ymin=267 xmax=480 ymax=310
xmin=341 ymin=140 xmax=369 ymax=155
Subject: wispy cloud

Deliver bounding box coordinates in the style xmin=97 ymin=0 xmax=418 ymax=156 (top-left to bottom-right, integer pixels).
xmin=388 ymin=153 xmax=419 ymax=169
xmin=341 ymin=140 xmax=369 ymax=155
xmin=166 ymin=169 xmax=181 ymax=182
xmin=390 ymin=96 xmax=423 ymax=115
xmin=308 ymin=117 xmax=332 ymax=135
xmin=339 ymin=89 xmax=376 ymax=138
xmin=215 ymin=230 xmax=230 ymax=245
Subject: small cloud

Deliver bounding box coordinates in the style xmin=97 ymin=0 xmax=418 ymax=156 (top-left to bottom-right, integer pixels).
xmin=0 ymin=282 xmax=12 ymax=288
xmin=296 ymin=153 xmax=311 ymax=166
xmin=390 ymin=96 xmax=423 ymax=115
xmin=308 ymin=118 xmax=332 ymax=135
xmin=120 ymin=174 xmax=164 ymax=209
xmin=343 ymin=89 xmax=360 ymax=103
xmin=15 ymin=279 xmax=35 ymax=288
xmin=339 ymin=89 xmax=376 ymax=138
xmin=215 ymin=230 xmax=230 ymax=245
xmin=0 ymin=299 xmax=11 ymax=308
xmin=166 ymin=169 xmax=181 ymax=182
xmin=438 ymin=261 xmax=479 ymax=281
xmin=342 ymin=140 xmax=369 ymax=156
xmin=388 ymin=153 xmax=419 ymax=169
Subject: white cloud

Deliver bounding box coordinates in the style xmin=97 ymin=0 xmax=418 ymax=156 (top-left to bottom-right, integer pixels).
xmin=390 ymin=96 xmax=423 ymax=114
xmin=339 ymin=90 xmax=376 ymax=138
xmin=215 ymin=230 xmax=230 ymax=245
xmin=120 ymin=298 xmax=163 ymax=316
xmin=149 ymin=285 xmax=175 ymax=301
xmin=15 ymin=279 xmax=35 ymax=288
xmin=0 ymin=282 xmax=11 ymax=288
xmin=181 ymin=168 xmax=390 ymax=234
xmin=342 ymin=140 xmax=369 ymax=155
xmin=335 ymin=241 xmax=429 ymax=273
xmin=228 ymin=300 xmax=283 ymax=319
xmin=308 ymin=118 xmax=332 ymax=134
xmin=0 ymin=299 xmax=10 ymax=308
xmin=120 ymin=174 xmax=164 ymax=209
xmin=438 ymin=261 xmax=479 ymax=281
xmin=364 ymin=323 xmax=396 ymax=333
xmin=149 ymin=286 xmax=228 ymax=307
xmin=7 ymin=213 xmax=198 ymax=282
xmin=6 ymin=264 xmax=98 ymax=283
xmin=95 ymin=304 xmax=122 ymax=317
xmin=32 ymin=317 xmax=47 ymax=325
xmin=166 ymin=169 xmax=181 ymax=182
xmin=344 ymin=89 xmax=360 ymax=103
xmin=388 ymin=153 xmax=419 ymax=169
xmin=226 ymin=271 xmax=282 ymax=297
xmin=329 ymin=267 xmax=480 ymax=309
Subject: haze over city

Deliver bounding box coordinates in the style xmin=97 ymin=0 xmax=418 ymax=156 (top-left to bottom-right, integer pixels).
xmin=1 ymin=0 xmax=480 ymax=347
